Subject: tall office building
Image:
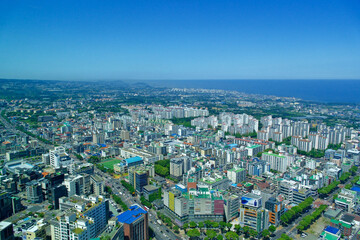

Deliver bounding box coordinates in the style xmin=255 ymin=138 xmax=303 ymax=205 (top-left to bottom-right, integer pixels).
xmin=0 ymin=191 xmax=13 ymax=221
xmin=224 ymin=194 xmax=240 ymax=222
xmin=170 ymin=158 xmax=184 ymax=179
xmin=0 ymin=222 xmax=14 ymax=240
xmin=128 ymin=167 xmax=149 ymax=193
xmin=26 ymin=181 xmax=43 ymax=204
xmin=264 ymin=197 xmax=284 ymax=227
xmin=239 ymin=192 xmax=265 ymax=233
xmin=90 ymin=175 xmax=104 ymax=196
xmin=116 ymin=204 xmax=149 ymax=240
xmin=92 ymin=132 xmax=105 ymax=144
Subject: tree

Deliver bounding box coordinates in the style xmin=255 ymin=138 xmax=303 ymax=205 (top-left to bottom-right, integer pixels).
xmin=243 ymin=226 xmax=250 ymax=237
xmin=226 ymin=222 xmax=233 ymax=231
xmin=280 ymin=233 xmax=292 ymax=240
xmin=249 ymin=229 xmax=258 ymax=238
xmin=204 ymin=220 xmax=212 ymax=228
xmin=164 ymin=217 xmax=172 ymax=226
xmin=234 ymin=224 xmax=242 ymax=234
xmin=220 ymin=221 xmax=227 ymax=233
xmin=198 ymin=222 xmax=204 ymax=231
xmin=187 ymin=229 xmax=201 ymax=239
xmin=217 ymin=234 xmax=224 ymax=240
xmin=211 ymin=222 xmax=219 ymax=228
xmin=104 ymin=186 xmax=112 ymax=194
xmin=262 ymin=229 xmax=270 ymax=239
xmin=174 ymin=225 xmax=180 ymax=233
xmin=88 ymin=156 xmax=101 ymax=164
xmin=225 ymin=231 xmax=239 ymax=240
xmin=189 ymin=221 xmax=197 ymax=228
xmin=206 ymin=230 xmax=217 ymax=239
xmin=268 ymin=225 xmax=276 ymax=234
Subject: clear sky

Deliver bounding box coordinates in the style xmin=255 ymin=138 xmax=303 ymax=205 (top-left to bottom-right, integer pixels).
xmin=0 ymin=0 xmax=360 ymax=80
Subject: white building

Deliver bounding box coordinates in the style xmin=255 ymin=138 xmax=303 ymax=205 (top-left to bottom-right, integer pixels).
xmin=50 ymin=146 xmax=73 ymax=169
xmin=227 ymin=168 xmax=246 ymax=184
xmin=261 ymin=152 xmax=294 ymax=172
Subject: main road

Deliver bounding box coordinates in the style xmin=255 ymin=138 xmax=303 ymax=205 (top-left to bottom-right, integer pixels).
xmin=96 ymin=168 xmax=183 ymax=240
xmin=273 ymin=170 xmax=359 ymax=239
xmin=0 ymin=108 xmax=53 ymax=150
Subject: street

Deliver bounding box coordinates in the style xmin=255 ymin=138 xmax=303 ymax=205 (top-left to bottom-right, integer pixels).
xmin=96 ymin=169 xmax=182 ymax=240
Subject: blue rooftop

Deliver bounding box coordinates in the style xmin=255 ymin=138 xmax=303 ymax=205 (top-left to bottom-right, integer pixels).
xmin=117 ymin=205 xmax=147 ymax=224
xmin=351 ymin=186 xmax=360 ymax=192
xmin=125 ymin=156 xmax=143 ymax=165
xmin=324 ymin=226 xmax=340 ymax=235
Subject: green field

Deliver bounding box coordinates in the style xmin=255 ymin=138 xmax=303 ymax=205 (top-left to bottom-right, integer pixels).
xmin=100 ymin=159 xmax=122 ymax=170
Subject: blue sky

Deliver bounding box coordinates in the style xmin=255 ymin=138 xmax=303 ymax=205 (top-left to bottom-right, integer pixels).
xmin=0 ymin=0 xmax=360 ymax=80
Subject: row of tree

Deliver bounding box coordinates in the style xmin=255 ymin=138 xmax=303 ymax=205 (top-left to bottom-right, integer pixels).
xmin=297 ymin=149 xmax=325 ymax=158
xmin=349 ymin=166 xmax=358 ymax=175
xmin=182 ymin=219 xmax=277 ymax=239
xmin=140 ymin=196 xmax=152 ymax=208
xmin=278 ymin=233 xmax=293 ymax=240
xmin=318 ymin=180 xmax=340 ymax=196
xmin=120 ymin=180 xmax=135 ymax=195
xmin=319 ymin=167 xmax=358 ymax=196
xmin=280 ymin=197 xmax=314 ymax=225
xmin=112 ymin=194 xmax=128 ymax=211
xmin=297 ymin=204 xmax=328 ymax=232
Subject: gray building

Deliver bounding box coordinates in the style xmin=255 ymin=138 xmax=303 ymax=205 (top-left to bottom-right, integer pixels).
xmin=26 ymin=181 xmax=43 ymax=204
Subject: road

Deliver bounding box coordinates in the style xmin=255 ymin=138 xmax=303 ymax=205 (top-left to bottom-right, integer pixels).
xmin=96 ymin=168 xmax=182 ymax=240
xmin=0 ymin=109 xmax=53 ymax=150
xmin=273 ymin=170 xmax=359 ymax=239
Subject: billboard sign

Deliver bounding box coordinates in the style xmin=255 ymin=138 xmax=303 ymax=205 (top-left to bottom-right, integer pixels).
xmin=241 ymin=196 xmax=261 ymax=207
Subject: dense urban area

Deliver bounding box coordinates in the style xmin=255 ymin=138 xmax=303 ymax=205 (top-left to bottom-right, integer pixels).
xmin=1 ymin=79 xmax=360 ymax=240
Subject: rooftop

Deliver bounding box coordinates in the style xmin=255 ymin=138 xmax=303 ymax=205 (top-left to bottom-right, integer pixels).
xmin=72 ymin=228 xmax=84 ymax=234
xmin=0 ymin=222 xmax=12 ymax=230
xmin=324 ymin=226 xmax=340 ymax=235
xmin=262 ymin=152 xmax=285 ymax=158
xmin=125 ymin=156 xmax=143 ymax=164
xmin=117 ymin=204 xmax=147 ymax=225
xmin=228 ymin=168 xmax=245 ymax=173
xmin=246 ymin=145 xmax=262 ymax=149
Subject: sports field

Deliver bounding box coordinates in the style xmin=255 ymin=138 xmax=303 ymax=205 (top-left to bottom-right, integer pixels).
xmin=100 ymin=158 xmax=122 ymax=170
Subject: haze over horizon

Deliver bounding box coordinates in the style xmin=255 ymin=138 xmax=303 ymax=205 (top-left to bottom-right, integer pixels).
xmin=1 ymin=0 xmax=360 ymax=81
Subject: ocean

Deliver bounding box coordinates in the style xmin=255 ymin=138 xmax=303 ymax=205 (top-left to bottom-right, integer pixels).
xmin=146 ymin=80 xmax=360 ymax=104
